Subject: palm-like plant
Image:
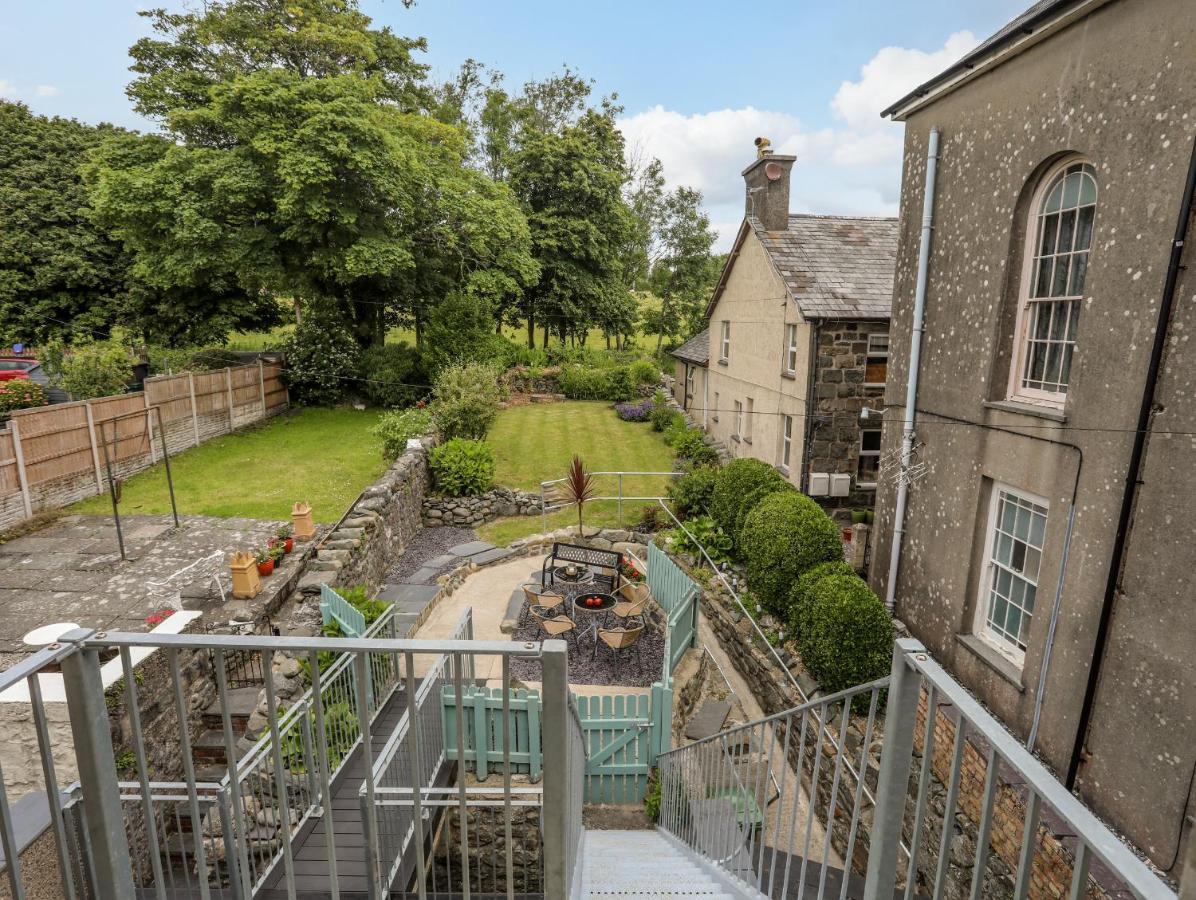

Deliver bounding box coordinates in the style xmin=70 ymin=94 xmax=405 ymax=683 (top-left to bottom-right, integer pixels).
xmin=563 ymin=455 xmax=596 ymax=535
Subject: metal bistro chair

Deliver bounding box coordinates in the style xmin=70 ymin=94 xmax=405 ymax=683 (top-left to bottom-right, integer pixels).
xmin=529 ymin=605 xmax=578 ymax=648
xmin=611 ymin=581 xmax=651 ymax=627
xmin=594 ymin=624 xmax=646 ymax=676
xmin=520 ymin=583 xmax=565 ymax=624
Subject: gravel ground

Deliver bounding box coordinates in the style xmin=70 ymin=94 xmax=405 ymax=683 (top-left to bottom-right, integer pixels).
xmin=509 ymin=582 xmax=665 ymax=687
xmin=386 ymin=525 xmax=476 ymax=583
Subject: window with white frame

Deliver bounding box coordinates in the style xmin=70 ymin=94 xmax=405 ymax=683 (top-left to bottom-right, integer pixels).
xmin=864 ymin=333 xmax=889 ymax=386
xmin=780 ymin=415 xmax=793 ymax=470
xmin=1010 ymin=160 xmax=1096 ymax=404
xmin=976 ymin=486 xmax=1048 ymax=660
xmin=733 ymin=400 xmax=743 ymax=439
xmin=857 ymin=428 xmax=881 ymax=486
xmin=720 ymin=321 xmax=731 ymax=362
xmin=712 ymin=391 xmax=719 ymax=422
xmin=744 ymin=397 xmax=754 ymax=441
xmin=785 ymin=323 xmax=799 ymax=374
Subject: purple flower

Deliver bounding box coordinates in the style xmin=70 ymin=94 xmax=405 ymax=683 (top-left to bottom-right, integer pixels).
xmin=615 ymin=399 xmax=654 ymax=422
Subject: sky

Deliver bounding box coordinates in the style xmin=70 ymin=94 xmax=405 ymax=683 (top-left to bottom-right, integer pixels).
xmin=0 ymin=0 xmax=1027 ymax=251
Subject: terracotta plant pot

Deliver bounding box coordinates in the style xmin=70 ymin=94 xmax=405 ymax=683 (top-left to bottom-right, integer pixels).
xmin=257 ymin=559 xmax=275 ymax=577
xmin=284 ymin=538 xmax=294 ymax=553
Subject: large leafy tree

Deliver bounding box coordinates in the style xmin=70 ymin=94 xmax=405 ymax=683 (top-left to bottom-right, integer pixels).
xmin=90 ymin=0 xmax=535 ymax=349
xmin=645 ymin=186 xmax=720 ymax=347
xmin=509 ymin=109 xmax=636 ymax=348
xmin=0 ymin=102 xmax=140 ymax=345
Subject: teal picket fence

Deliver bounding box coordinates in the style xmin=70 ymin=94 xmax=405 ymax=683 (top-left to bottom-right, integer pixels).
xmin=648 ymin=541 xmax=700 ymax=677
xmin=442 ymin=685 xmax=543 ymax=779
xmin=320 ymin=583 xmax=366 ymax=637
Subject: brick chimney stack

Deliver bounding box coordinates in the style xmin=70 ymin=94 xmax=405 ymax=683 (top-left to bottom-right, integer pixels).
xmin=743 ymin=137 xmax=795 ymax=232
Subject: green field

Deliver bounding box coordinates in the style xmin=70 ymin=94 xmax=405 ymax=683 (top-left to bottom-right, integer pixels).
xmin=73 ymin=408 xmax=386 ymax=523
xmin=477 ymin=401 xmax=677 ymax=545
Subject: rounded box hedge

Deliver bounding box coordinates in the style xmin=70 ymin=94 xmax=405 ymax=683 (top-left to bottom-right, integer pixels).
xmin=709 ymin=458 xmax=789 ymax=547
xmin=740 ymin=491 xmax=843 ymax=617
xmin=797 ymin=573 xmax=893 ymax=695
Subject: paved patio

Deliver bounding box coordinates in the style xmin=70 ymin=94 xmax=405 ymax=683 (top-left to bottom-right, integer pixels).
xmin=0 ymin=513 xmax=303 ymax=669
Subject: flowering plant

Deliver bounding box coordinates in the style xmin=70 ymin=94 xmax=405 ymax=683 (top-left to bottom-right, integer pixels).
xmin=614 ymin=399 xmax=653 ymax=422
xmin=619 ymin=555 xmax=644 ymax=582
xmin=145 ymin=608 xmax=174 ymax=627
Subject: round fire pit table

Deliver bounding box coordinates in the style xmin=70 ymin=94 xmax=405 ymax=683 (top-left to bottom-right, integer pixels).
xmin=571 ymin=592 xmax=617 ymax=643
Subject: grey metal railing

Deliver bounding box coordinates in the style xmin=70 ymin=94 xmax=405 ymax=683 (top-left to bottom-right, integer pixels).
xmin=0 ymin=624 xmax=568 ymax=900
xmin=658 ymin=639 xmax=1179 ymax=900
xmin=539 ymin=469 xmax=683 ymax=529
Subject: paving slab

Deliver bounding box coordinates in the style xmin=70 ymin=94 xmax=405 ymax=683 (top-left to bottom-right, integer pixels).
xmin=424 ymin=554 xmax=458 ymax=569
xmin=401 ymin=566 xmax=441 ymax=585
xmin=685 ymin=699 xmax=732 ymax=741
xmin=446 ymin=540 xmax=495 ymax=558
xmin=375 ymin=583 xmax=439 ymax=608
xmin=470 ymin=547 xmax=513 ymax=566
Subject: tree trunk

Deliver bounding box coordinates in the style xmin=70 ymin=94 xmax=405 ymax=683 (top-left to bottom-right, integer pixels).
xmin=605 ymin=331 xmax=611 ymax=349
xmin=414 ymin=306 xmax=423 ymax=348
xmin=527 ymin=313 xmax=535 ymax=349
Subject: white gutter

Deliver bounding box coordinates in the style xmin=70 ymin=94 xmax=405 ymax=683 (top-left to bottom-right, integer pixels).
xmin=885 ymin=128 xmax=940 ymax=612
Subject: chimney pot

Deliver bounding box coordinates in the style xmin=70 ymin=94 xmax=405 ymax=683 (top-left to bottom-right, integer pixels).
xmin=742 ymin=145 xmax=795 ymax=232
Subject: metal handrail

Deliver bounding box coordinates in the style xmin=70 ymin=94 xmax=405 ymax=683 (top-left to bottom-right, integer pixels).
xmin=539 ymin=469 xmax=685 ymax=529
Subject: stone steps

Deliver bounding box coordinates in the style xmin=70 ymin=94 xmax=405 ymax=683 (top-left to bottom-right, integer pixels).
xmin=200 ymin=686 xmax=262 ymax=733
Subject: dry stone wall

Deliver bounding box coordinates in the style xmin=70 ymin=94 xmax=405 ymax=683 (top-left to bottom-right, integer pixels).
xmin=422 ymin=487 xmax=543 ymax=527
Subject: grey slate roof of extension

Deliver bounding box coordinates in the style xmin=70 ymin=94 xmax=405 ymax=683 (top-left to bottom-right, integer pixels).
xmin=669 ymin=328 xmax=710 ymax=366
xmin=747 ymin=214 xmax=899 ymax=320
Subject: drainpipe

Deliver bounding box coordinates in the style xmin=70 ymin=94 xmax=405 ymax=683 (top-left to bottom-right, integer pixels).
xmin=702 ymin=365 xmax=709 ymax=429
xmin=1066 ymin=127 xmax=1196 ymax=790
xmin=885 ymin=127 xmax=940 ymax=612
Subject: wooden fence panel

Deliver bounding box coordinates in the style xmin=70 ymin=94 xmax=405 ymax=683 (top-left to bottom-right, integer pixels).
xmin=442 ymin=685 xmax=543 ymax=779
xmin=0 ymin=360 xmax=287 ymax=530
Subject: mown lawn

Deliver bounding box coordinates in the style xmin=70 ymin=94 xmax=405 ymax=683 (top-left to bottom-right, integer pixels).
xmin=477 ymin=401 xmax=677 ymax=545
xmin=73 ymin=408 xmax=386 ymax=523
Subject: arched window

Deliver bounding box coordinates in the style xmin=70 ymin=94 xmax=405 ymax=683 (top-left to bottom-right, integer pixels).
xmin=1009 ymin=159 xmax=1097 ymax=404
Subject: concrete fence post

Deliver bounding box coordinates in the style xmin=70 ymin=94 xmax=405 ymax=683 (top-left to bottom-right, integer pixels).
xmin=257 ymin=358 xmax=267 ymax=419
xmin=862 ymin=638 xmax=925 ymax=900
xmin=84 ymin=401 xmax=103 ymax=491
xmin=225 ymin=367 xmax=235 ymax=432
xmin=540 ymin=640 xmax=571 ymax=897
xmin=9 ymin=418 xmax=33 ymax=519
xmin=187 ymin=372 xmax=200 ymax=447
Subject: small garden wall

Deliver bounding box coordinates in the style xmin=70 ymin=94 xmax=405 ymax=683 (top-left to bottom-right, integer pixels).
xmin=422 ymin=487 xmax=543 ymax=527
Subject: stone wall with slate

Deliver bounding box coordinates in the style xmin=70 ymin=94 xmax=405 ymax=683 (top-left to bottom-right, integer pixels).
xmin=422 ymin=487 xmax=543 ymax=527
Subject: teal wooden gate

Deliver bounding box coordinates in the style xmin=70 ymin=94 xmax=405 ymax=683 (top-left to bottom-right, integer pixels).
xmin=648 ymin=542 xmax=700 ymax=676
xmin=442 ymin=685 xmax=543 ymax=779
xmin=574 ymin=692 xmax=653 ymax=804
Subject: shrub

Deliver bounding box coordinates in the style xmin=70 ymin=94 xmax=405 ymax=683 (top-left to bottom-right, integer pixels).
xmin=419 ymin=291 xmax=498 ymax=376
xmin=668 ymin=465 xmax=719 ymax=518
xmin=279 ymin=313 xmax=360 ymax=406
xmin=146 ymin=345 xmax=235 ymax=375
xmin=740 ymin=492 xmax=844 ymax=617
xmin=635 ymin=504 xmax=666 ymax=533
xmin=358 ymin=343 xmax=427 ymax=408
xmin=429 ymin=439 xmax=496 ymax=496
xmin=649 ymin=390 xmax=677 ymax=431
xmin=630 ymin=358 xmax=661 ymax=386
xmin=0 ymin=380 xmax=47 ymax=414
xmin=44 ymin=342 xmax=131 ymax=400
xmin=670 ymin=427 xmax=718 ymax=465
xmin=667 ymin=514 xmax=733 ymax=565
xmin=430 ymin=362 xmax=503 ymax=441
xmin=614 ymin=398 xmax=653 ymax=422
xmin=787 ymin=561 xmax=857 ymax=636
xmin=798 ymin=574 xmax=894 ymax=694
xmin=558 ymin=364 xmax=634 ymax=401
xmin=372 ymin=406 xmax=433 ymax=460
xmin=709 ymin=458 xmax=788 ymax=547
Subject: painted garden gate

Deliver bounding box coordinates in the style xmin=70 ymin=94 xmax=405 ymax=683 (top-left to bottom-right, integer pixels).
xmin=441 ymin=542 xmax=700 ymax=803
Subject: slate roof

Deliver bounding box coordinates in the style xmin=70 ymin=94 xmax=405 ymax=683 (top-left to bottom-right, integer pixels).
xmin=669 ymin=328 xmax=710 ymax=366
xmin=881 ymin=0 xmax=1075 ymax=118
xmin=742 ymin=214 xmax=898 ymax=320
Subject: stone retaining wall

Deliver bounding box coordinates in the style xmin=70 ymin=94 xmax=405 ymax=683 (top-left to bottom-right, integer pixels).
xmin=422 ymin=487 xmax=543 ymax=527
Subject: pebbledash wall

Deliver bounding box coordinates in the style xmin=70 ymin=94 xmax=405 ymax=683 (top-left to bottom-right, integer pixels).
xmin=0 ymin=361 xmax=287 ymax=531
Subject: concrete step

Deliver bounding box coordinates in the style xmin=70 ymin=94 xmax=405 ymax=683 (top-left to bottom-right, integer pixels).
xmin=583 ymin=829 xmax=733 ymax=897
xmin=191 ymin=729 xmax=249 ymax=766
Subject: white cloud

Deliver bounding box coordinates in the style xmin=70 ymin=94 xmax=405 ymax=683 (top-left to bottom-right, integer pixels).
xmin=35 ymin=85 xmax=60 ymax=97
xmin=0 ymin=80 xmax=16 ymax=99
xmin=617 ymin=31 xmax=978 ymax=251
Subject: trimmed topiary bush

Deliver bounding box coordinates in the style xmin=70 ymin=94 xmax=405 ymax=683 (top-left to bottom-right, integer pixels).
xmin=668 ymin=465 xmax=720 ymax=518
xmin=798 ymin=573 xmax=894 ymax=694
xmin=429 ymin=438 xmax=496 ymax=496
xmin=709 ymin=458 xmax=788 ymax=548
xmin=740 ymin=491 xmax=844 ymax=617
xmin=787 ymin=560 xmax=857 ymax=637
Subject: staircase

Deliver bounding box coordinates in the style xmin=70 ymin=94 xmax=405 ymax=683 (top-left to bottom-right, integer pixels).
xmin=582 ymin=830 xmax=736 ymax=898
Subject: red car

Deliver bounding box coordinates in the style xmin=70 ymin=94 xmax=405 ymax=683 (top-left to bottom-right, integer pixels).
xmin=0 ymin=358 xmax=38 ymax=381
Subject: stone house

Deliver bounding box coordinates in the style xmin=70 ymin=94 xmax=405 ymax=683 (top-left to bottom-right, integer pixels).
xmin=669 ymin=147 xmax=897 ymax=523
xmin=869 ymin=0 xmax=1196 ymax=876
